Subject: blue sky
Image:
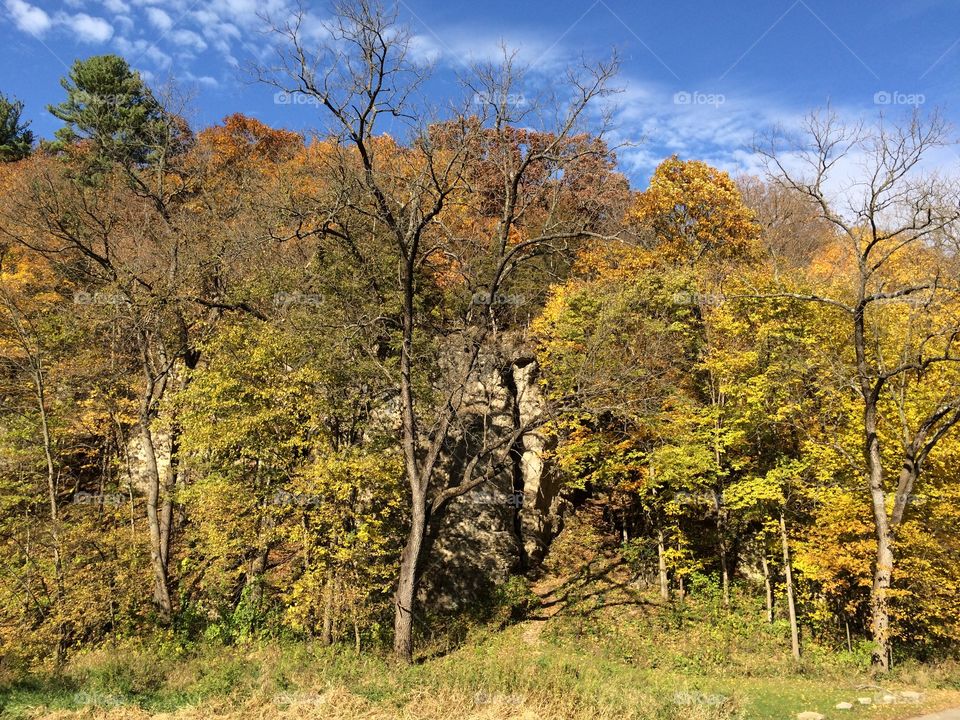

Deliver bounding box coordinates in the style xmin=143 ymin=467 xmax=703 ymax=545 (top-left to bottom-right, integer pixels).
xmin=3 ymin=0 xmax=960 ymax=186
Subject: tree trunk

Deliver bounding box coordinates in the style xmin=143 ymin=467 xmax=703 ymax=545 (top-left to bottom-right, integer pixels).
xmin=677 ymin=536 xmax=685 ymax=601
xmin=350 ymin=594 xmax=361 ymax=654
xmin=34 ymin=366 xmax=66 ymax=666
xmin=780 ymin=511 xmax=800 ymax=660
xmin=158 ymin=429 xmax=180 ymax=571
xmin=321 ymin=568 xmax=335 ymax=645
xmin=760 ymin=551 xmax=774 ymax=624
xmin=719 ymin=548 xmax=730 ymax=608
xmin=657 ymin=528 xmax=669 ymax=601
xmin=142 ymin=416 xmax=172 ymax=616
xmin=711 ymin=487 xmax=730 ymax=609
xmin=393 ymin=490 xmax=427 ymax=663
xmin=869 ymin=524 xmax=894 ymax=671
xmin=856 ymin=307 xmax=893 ymax=672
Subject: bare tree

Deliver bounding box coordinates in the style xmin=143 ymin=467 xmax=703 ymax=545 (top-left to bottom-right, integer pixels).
xmin=258 ymin=0 xmax=622 ymax=661
xmin=757 ymin=108 xmax=960 ymax=670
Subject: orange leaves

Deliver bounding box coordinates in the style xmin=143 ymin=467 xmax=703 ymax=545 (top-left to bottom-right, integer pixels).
xmin=195 ymin=113 xmax=303 ymax=169
xmin=629 ymin=156 xmax=761 ymax=267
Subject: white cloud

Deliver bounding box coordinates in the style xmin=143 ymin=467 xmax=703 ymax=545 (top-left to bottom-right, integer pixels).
xmin=102 ymin=0 xmax=129 ymax=14
xmin=114 ymin=35 xmax=171 ymax=68
xmin=408 ymin=34 xmax=442 ymax=65
xmin=5 ymin=0 xmax=52 ymax=36
xmin=145 ymin=6 xmax=171 ymax=30
xmin=183 ymin=70 xmax=218 ymax=87
xmin=58 ymin=12 xmax=114 ymax=42
xmin=169 ymin=28 xmax=206 ymax=51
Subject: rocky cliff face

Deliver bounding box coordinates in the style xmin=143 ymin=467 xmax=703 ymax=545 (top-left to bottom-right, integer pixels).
xmin=125 ymin=428 xmax=171 ymax=494
xmin=422 ymin=354 xmax=566 ymax=610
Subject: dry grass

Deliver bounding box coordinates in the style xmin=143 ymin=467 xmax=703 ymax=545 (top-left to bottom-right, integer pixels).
xmin=5 ymin=549 xmax=959 ymax=720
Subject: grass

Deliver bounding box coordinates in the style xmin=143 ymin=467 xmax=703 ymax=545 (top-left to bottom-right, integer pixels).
xmin=2 ymin=557 xmax=958 ymax=719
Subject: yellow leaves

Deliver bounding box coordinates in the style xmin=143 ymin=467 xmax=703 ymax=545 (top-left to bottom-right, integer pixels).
xmin=570 ymin=241 xmax=660 ymax=283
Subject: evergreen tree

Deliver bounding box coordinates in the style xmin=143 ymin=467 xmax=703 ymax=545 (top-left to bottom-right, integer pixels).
xmin=0 ymin=93 xmax=33 ymax=162
xmin=47 ymin=55 xmax=166 ymax=167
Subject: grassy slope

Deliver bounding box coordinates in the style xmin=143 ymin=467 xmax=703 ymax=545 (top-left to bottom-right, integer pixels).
xmin=2 ymin=549 xmax=958 ymax=719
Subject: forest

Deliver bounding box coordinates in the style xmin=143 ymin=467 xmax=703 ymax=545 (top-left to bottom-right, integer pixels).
xmin=0 ymin=2 xmax=959 ymax=718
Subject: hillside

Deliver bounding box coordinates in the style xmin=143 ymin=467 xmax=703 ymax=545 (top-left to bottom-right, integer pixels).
xmin=3 ymin=533 xmax=959 ymax=720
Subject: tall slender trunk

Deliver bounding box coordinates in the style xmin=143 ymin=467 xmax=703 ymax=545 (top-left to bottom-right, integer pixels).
xmin=137 ymin=332 xmax=174 ymax=618
xmin=142 ymin=417 xmax=172 ymax=616
xmin=34 ymin=365 xmax=66 ymax=666
xmin=393 ymin=489 xmax=427 ymax=663
xmin=760 ymin=551 xmax=774 ymax=624
xmin=710 ymin=378 xmax=730 ymax=608
xmin=780 ymin=511 xmax=800 ymax=660
xmin=350 ymin=588 xmax=361 ymax=654
xmin=711 ymin=496 xmax=730 ymax=608
xmin=715 ymin=500 xmax=730 ymax=608
xmin=158 ymin=429 xmax=180 ymax=570
xmin=677 ymin=535 xmax=685 ymax=601
xmin=719 ymin=545 xmax=730 ymax=608
xmin=321 ymin=568 xmax=335 ymax=645
xmin=656 ymin=528 xmax=669 ymax=601
xmin=855 ymin=306 xmax=892 ymax=671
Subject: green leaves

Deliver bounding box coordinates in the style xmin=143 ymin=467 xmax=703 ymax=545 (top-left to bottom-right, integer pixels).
xmin=0 ymin=93 xmax=33 ymax=162
xmin=47 ymin=55 xmax=172 ymax=171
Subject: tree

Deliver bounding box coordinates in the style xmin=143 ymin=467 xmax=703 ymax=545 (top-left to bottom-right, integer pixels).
xmin=630 ymin=156 xmax=760 ymax=268
xmin=0 ymin=245 xmax=68 ymax=663
xmin=259 ymin=0 xmax=622 ymax=662
xmin=0 ymin=93 xmax=33 ymax=162
xmin=48 ymin=55 xmax=168 ymax=168
xmin=758 ymin=108 xmax=960 ymax=670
